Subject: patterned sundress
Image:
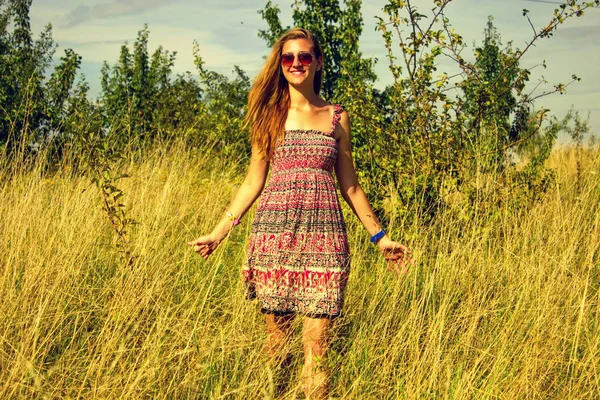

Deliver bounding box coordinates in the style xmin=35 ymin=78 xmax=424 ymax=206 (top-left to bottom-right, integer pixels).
xmin=242 ymin=104 xmax=350 ymax=318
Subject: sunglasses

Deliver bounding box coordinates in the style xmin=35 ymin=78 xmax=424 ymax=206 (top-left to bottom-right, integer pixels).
xmin=280 ymin=52 xmax=314 ymax=68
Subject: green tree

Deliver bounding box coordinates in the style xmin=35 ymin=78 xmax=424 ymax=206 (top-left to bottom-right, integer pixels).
xmin=132 ymin=25 xmax=151 ymax=139
xmin=0 ymin=0 xmax=85 ymax=162
xmin=100 ymin=26 xmax=204 ymax=149
xmin=45 ymin=48 xmax=82 ymax=133
xmin=193 ymin=42 xmax=251 ymax=157
xmin=461 ymin=17 xmax=521 ymax=170
xmin=360 ymin=0 xmax=598 ymax=221
xmin=148 ymin=45 xmax=202 ymax=137
xmin=43 ymin=50 xmax=88 ymax=162
xmin=0 ymin=0 xmax=53 ymax=153
xmin=101 ymin=43 xmax=135 ymax=147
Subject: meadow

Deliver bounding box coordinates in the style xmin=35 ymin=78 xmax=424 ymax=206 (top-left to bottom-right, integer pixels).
xmin=0 ymin=143 xmax=598 ymax=399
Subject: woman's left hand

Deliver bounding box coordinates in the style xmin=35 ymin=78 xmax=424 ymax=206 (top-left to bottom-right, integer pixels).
xmin=377 ymin=237 xmax=413 ymax=275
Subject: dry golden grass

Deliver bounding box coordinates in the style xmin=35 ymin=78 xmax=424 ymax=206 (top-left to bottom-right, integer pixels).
xmin=1 ymin=143 xmax=599 ymax=399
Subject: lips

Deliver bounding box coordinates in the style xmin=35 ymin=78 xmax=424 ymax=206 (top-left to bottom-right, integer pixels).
xmin=290 ymin=70 xmax=306 ymax=76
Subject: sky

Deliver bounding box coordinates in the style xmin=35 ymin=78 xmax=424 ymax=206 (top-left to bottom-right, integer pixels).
xmin=28 ymin=0 xmax=600 ymax=141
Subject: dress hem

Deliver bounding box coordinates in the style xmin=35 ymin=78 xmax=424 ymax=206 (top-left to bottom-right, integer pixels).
xmin=260 ymin=308 xmax=342 ymax=320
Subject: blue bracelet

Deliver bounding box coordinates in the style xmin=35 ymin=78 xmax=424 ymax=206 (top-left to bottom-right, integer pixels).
xmin=370 ymin=229 xmax=386 ymax=244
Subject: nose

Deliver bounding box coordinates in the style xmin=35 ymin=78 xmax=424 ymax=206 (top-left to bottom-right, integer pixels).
xmin=292 ymin=56 xmax=304 ymax=68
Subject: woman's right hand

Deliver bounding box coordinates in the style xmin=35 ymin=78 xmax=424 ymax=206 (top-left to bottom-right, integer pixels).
xmin=187 ymin=233 xmax=222 ymax=260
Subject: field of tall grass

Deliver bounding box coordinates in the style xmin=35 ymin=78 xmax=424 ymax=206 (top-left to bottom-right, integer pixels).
xmin=1 ymin=142 xmax=599 ymax=399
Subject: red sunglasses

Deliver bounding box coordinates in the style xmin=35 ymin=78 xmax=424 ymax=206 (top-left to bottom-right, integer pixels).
xmin=281 ymin=52 xmax=314 ymax=68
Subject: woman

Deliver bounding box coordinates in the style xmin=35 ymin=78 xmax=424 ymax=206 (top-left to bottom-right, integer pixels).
xmin=188 ymin=27 xmax=412 ymax=399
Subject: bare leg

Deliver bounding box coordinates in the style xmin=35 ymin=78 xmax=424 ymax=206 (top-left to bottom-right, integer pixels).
xmin=265 ymin=313 xmax=295 ymax=359
xmin=265 ymin=314 xmax=295 ymax=397
xmin=301 ymin=316 xmax=332 ymax=399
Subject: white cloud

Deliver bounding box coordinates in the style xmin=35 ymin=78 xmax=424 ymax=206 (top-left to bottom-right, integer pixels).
xmin=61 ymin=0 xmax=171 ymax=28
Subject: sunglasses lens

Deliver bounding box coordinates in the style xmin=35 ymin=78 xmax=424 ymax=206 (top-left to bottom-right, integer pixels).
xmin=281 ymin=54 xmax=294 ymax=67
xmin=281 ymin=52 xmax=314 ymax=67
xmin=298 ymin=53 xmax=313 ymax=66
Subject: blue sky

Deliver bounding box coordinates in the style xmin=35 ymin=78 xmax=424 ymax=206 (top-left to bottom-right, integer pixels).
xmin=29 ymin=0 xmax=600 ymax=140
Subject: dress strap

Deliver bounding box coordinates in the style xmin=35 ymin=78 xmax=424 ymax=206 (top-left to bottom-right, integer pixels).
xmin=330 ymin=104 xmax=343 ymax=134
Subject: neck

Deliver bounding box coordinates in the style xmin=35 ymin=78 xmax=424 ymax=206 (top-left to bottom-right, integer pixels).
xmin=288 ymin=82 xmax=321 ymax=110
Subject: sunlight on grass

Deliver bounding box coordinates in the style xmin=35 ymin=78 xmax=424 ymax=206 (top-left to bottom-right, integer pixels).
xmin=1 ymin=144 xmax=599 ymax=398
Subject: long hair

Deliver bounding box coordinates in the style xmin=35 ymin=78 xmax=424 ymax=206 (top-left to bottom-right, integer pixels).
xmin=244 ymin=27 xmax=324 ymax=160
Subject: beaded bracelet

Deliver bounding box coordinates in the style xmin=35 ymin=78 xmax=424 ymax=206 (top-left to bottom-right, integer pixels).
xmin=370 ymin=229 xmax=386 ymax=244
xmin=226 ymin=211 xmax=240 ymax=227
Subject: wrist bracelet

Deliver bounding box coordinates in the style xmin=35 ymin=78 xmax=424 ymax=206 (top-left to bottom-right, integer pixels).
xmin=370 ymin=229 xmax=386 ymax=244
xmin=226 ymin=211 xmax=240 ymax=227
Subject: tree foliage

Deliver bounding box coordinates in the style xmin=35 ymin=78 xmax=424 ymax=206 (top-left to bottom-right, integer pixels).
xmin=0 ymin=0 xmax=88 ymax=162
xmin=193 ymin=42 xmax=251 ymax=157
xmin=364 ymin=0 xmax=599 ymax=220
xmin=100 ymin=25 xmax=203 ymax=148
xmin=0 ymin=0 xmax=598 ymax=224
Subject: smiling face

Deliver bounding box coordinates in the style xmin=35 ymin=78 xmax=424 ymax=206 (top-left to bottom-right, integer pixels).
xmin=280 ymin=38 xmax=322 ymax=89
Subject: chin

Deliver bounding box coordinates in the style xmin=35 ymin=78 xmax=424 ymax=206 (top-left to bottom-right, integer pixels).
xmin=286 ymin=74 xmax=310 ymax=85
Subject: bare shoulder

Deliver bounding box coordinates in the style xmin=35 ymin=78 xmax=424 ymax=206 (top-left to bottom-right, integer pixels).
xmin=334 ymin=109 xmax=351 ymax=141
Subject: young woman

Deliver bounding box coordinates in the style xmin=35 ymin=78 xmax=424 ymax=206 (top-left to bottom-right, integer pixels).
xmin=188 ymin=27 xmax=412 ymax=399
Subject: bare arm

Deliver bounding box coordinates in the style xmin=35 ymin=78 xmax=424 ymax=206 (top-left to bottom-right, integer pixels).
xmin=333 ymin=111 xmax=412 ymax=273
xmin=334 ymin=111 xmax=384 ymax=237
xmin=188 ymin=145 xmax=269 ymax=259
xmin=210 ymin=145 xmax=269 ymax=240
